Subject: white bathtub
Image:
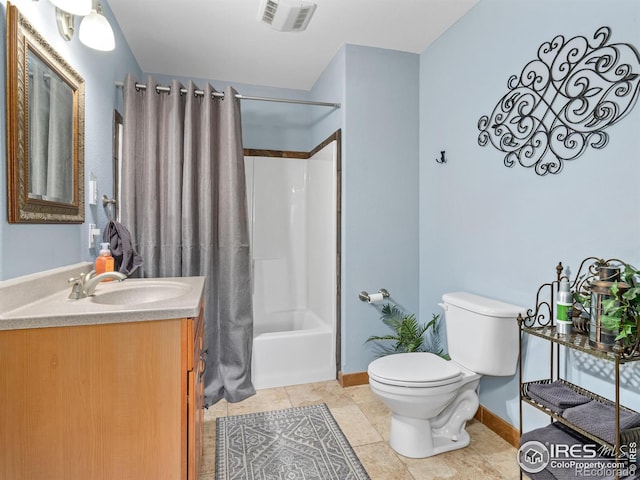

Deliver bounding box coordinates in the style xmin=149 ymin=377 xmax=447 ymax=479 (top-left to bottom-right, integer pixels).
xmin=251 ymin=309 xmax=335 ymax=390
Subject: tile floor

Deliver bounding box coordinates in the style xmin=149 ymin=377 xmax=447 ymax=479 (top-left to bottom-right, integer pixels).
xmin=198 ymin=380 xmax=523 ymax=480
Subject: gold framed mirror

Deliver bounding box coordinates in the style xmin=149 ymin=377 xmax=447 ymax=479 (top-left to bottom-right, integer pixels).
xmin=6 ymin=2 xmax=85 ymax=223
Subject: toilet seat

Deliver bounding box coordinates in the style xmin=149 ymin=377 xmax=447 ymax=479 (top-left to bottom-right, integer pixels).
xmin=368 ymin=352 xmax=462 ymax=388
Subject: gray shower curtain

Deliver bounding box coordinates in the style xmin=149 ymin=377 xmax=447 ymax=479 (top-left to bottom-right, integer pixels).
xmin=120 ymin=74 xmax=254 ymax=405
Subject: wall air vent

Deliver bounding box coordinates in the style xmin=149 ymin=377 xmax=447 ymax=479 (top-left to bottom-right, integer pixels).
xmin=258 ymin=0 xmax=317 ymax=32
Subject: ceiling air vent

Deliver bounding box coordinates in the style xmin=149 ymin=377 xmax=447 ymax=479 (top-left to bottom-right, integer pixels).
xmin=258 ymin=0 xmax=317 ymax=32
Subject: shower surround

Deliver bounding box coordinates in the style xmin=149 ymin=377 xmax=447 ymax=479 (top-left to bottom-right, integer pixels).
xmin=245 ymin=141 xmax=338 ymax=389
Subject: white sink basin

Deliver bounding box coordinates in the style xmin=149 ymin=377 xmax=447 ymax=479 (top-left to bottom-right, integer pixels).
xmin=90 ymin=281 xmax=191 ymax=306
xmin=0 ymin=265 xmax=205 ymax=330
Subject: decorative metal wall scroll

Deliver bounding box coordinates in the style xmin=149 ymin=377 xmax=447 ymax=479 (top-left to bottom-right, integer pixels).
xmin=478 ymin=27 xmax=640 ymax=176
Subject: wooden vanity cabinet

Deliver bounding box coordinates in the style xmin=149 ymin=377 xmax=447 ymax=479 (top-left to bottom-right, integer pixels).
xmin=0 ymin=309 xmax=205 ymax=480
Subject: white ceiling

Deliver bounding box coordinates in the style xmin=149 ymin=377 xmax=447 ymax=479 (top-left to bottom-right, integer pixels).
xmin=107 ymin=0 xmax=479 ymax=91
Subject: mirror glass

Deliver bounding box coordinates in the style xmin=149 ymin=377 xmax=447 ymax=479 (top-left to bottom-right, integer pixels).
xmin=27 ymin=52 xmax=75 ymax=204
xmin=6 ymin=3 xmax=85 ymax=223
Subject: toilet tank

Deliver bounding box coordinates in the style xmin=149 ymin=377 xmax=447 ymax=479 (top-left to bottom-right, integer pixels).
xmin=441 ymin=292 xmax=525 ymax=376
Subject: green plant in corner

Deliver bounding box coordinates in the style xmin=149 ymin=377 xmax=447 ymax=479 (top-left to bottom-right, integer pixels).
xmin=365 ymin=303 xmax=450 ymax=359
xmin=602 ymin=263 xmax=640 ymax=349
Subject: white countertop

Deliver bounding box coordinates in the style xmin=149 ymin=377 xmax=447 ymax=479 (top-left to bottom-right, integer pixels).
xmin=0 ymin=263 xmax=205 ymax=330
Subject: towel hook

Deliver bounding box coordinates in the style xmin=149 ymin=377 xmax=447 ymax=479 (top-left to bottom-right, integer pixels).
xmin=102 ymin=195 xmax=116 ymax=221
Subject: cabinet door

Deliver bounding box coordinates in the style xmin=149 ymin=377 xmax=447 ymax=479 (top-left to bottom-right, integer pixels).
xmin=0 ymin=320 xmax=185 ymax=480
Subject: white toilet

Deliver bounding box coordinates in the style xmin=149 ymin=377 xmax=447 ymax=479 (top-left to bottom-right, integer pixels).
xmin=367 ymin=292 xmax=523 ymax=458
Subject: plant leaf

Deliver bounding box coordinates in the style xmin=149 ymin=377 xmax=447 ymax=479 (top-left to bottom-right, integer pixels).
xmin=610 ymin=281 xmax=620 ymax=297
xmin=615 ymin=324 xmax=633 ymax=341
xmin=366 ymin=334 xmax=400 ymax=343
xmin=366 ymin=304 xmax=451 ymax=359
xmin=600 ymin=314 xmax=621 ymax=331
xmin=622 ymin=287 xmax=640 ymax=301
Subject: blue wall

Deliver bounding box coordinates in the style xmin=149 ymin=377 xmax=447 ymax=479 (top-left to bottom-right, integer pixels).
xmin=310 ymin=45 xmax=345 ymax=148
xmin=0 ymin=0 xmax=141 ymax=280
xmin=339 ymin=45 xmax=420 ymax=374
xmin=419 ymin=0 xmax=640 ymax=429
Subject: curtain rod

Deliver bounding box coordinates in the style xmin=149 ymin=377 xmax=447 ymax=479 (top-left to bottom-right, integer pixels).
xmin=114 ymin=81 xmax=340 ymax=108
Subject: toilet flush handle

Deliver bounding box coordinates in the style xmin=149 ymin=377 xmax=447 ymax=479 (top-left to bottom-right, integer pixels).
xmin=438 ymin=302 xmax=447 ymax=311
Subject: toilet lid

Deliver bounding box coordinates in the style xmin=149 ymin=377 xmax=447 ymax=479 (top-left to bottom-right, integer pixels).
xmin=368 ymin=352 xmax=462 ymax=387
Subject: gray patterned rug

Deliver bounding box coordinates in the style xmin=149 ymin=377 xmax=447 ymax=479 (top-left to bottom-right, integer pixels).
xmin=215 ymin=403 xmax=370 ymax=480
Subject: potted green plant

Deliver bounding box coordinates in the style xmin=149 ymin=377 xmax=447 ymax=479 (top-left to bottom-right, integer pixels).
xmin=602 ymin=263 xmax=640 ymax=351
xmin=365 ymin=303 xmax=450 ymax=359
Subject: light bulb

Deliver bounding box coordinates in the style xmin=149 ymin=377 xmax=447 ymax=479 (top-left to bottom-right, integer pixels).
xmin=79 ymin=8 xmax=115 ymax=51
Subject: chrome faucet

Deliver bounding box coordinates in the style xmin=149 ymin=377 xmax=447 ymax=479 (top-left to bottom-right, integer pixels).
xmin=68 ymin=270 xmax=127 ymax=299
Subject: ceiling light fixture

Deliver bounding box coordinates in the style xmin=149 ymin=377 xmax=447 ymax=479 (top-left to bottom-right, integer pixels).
xmin=258 ymin=0 xmax=317 ymax=32
xmin=51 ymin=0 xmax=115 ymax=51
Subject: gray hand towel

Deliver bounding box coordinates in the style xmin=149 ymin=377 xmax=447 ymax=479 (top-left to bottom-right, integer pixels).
xmin=521 ymin=423 xmax=583 ymax=480
xmin=527 ymin=381 xmax=591 ymax=413
xmin=102 ymin=220 xmax=143 ymax=276
xmin=562 ymin=400 xmax=640 ymax=445
xmin=528 ymin=391 xmax=566 ymax=414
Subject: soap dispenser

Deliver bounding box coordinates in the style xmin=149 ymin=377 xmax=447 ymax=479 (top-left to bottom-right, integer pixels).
xmin=556 ymin=278 xmax=573 ymax=336
xmin=95 ymin=242 xmax=115 ymax=276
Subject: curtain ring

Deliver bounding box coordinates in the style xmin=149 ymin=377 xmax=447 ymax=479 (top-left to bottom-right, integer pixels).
xmin=155 ymin=85 xmax=162 ymax=95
